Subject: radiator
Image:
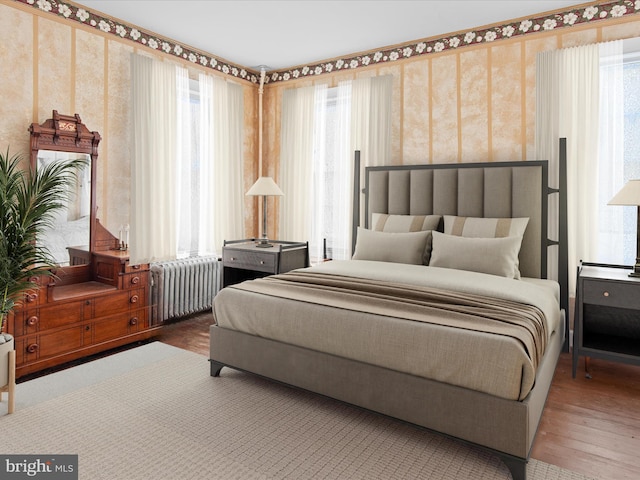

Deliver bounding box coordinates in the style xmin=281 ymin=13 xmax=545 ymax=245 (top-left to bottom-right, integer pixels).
xmin=150 ymin=256 xmax=221 ymax=323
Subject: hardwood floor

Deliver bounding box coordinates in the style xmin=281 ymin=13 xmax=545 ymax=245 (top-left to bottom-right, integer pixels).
xmin=159 ymin=312 xmax=640 ymax=480
xmin=532 ymin=353 xmax=640 ymax=480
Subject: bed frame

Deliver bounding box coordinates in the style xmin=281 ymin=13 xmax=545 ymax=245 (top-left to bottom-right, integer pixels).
xmin=210 ymin=139 xmax=568 ymax=480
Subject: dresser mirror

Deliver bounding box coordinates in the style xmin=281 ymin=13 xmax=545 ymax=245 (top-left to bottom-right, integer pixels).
xmin=29 ymin=111 xmax=101 ymax=267
xmin=35 ymin=150 xmax=91 ymax=265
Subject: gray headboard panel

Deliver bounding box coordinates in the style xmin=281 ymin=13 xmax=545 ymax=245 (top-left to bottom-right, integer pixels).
xmin=362 ymin=161 xmax=547 ymax=279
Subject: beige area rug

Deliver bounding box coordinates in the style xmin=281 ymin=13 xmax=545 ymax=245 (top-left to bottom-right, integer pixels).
xmin=0 ymin=343 xmax=595 ymax=480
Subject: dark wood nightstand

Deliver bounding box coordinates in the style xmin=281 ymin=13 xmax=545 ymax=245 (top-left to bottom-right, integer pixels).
xmin=221 ymin=239 xmax=309 ymax=288
xmin=573 ymin=262 xmax=640 ymax=378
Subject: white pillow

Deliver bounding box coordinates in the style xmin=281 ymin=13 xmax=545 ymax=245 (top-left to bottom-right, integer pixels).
xmin=429 ymin=231 xmax=524 ymax=278
xmin=352 ymin=227 xmax=431 ymax=265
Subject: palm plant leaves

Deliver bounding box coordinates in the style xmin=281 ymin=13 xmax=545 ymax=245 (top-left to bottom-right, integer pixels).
xmin=1 ymin=148 xmax=88 ymax=330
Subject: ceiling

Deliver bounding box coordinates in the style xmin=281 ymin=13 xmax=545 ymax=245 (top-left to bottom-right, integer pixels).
xmin=76 ymin=1 xmax=585 ymax=71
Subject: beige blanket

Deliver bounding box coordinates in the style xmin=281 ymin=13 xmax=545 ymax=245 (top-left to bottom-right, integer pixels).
xmin=213 ymin=260 xmax=560 ymax=400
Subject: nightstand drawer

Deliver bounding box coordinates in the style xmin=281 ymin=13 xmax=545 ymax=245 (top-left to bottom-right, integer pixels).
xmin=583 ymin=280 xmax=640 ymax=310
xmin=223 ymin=250 xmax=275 ymax=273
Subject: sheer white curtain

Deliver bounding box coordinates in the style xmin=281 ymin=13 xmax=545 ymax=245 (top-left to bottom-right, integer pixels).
xmin=536 ymin=41 xmax=623 ymax=293
xmin=130 ymin=54 xmax=181 ymax=264
xmin=351 ymin=75 xmax=393 ymax=167
xmin=198 ymin=74 xmax=245 ymax=254
xmin=175 ymin=67 xmax=194 ymax=257
xmin=279 ymin=85 xmax=317 ymax=242
xmin=131 ymin=53 xmax=244 ymax=262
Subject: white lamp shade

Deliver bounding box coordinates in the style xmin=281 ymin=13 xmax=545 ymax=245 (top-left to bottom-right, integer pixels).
xmin=246 ymin=176 xmax=284 ymax=196
xmin=608 ymin=179 xmax=640 ymax=206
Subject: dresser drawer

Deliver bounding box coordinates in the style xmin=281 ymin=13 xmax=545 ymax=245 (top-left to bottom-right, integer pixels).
xmin=92 ymin=309 xmax=147 ymax=344
xmin=15 ymin=301 xmax=85 ymax=334
xmin=223 ymin=249 xmax=275 ymax=273
xmin=582 ymin=279 xmax=640 ymax=310
xmin=121 ymin=271 xmax=149 ymax=290
xmin=125 ymin=261 xmax=148 ymax=273
xmin=19 ymin=324 xmax=89 ymax=364
xmin=90 ymin=288 xmax=145 ymax=318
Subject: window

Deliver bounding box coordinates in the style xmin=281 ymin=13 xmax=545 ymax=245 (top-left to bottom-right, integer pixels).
xmin=621 ymin=56 xmax=640 ymax=263
xmin=310 ymin=86 xmax=351 ymax=262
xmin=278 ymin=76 xmax=392 ymax=261
xmin=176 ymin=78 xmax=202 ymax=257
xmin=596 ymin=41 xmax=640 ymax=266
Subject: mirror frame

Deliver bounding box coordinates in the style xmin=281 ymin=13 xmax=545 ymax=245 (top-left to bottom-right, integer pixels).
xmin=29 ymin=110 xmax=101 ymax=256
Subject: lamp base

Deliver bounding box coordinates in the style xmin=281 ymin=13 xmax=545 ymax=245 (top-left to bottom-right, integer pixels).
xmin=255 ymin=238 xmax=274 ymax=248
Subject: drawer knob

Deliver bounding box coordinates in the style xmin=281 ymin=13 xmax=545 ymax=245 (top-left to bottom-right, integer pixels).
xmin=260 ymin=260 xmax=265 ymax=265
xmin=230 ymin=257 xmax=236 ymax=261
xmin=131 ymin=276 xmax=140 ymax=285
xmin=603 ymin=291 xmax=610 ymax=297
xmin=27 ymin=316 xmax=39 ymax=326
xmin=130 ymin=317 xmax=139 ymax=326
xmin=130 ymin=295 xmax=139 ymax=304
xmin=26 ymin=293 xmax=38 ymax=303
xmin=27 ymin=343 xmax=39 ymax=353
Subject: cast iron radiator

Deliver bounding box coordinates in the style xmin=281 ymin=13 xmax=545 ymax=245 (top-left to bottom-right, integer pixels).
xmin=150 ymin=256 xmax=221 ymax=323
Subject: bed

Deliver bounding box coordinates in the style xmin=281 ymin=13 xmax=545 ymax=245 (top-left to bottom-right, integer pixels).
xmin=209 ymin=140 xmax=569 ymax=480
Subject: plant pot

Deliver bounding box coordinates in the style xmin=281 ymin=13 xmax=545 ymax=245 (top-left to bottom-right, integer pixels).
xmin=0 ymin=334 xmax=15 ymax=388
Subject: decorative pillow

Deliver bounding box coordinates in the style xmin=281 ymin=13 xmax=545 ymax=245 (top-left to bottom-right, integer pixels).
xmin=429 ymin=231 xmax=524 ymax=279
xmin=371 ymin=214 xmax=441 ymax=264
xmin=352 ymin=227 xmax=431 ymax=265
xmin=443 ymin=215 xmax=529 ymax=238
xmin=372 ymin=213 xmax=441 ymax=233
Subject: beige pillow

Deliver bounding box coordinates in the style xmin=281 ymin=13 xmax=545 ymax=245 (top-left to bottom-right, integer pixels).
xmin=429 ymin=231 xmax=524 ymax=278
xmin=443 ymin=215 xmax=529 ymax=238
xmin=352 ymin=227 xmax=431 ymax=265
xmin=371 ymin=214 xmax=441 ymax=264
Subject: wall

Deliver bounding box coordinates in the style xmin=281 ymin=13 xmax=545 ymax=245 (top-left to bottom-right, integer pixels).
xmin=0 ymin=0 xmax=258 ymax=240
xmin=262 ymin=14 xmax=640 ymax=169
xmin=256 ymin=9 xmax=640 ymax=236
xmin=2 ymin=1 xmax=640 ymax=243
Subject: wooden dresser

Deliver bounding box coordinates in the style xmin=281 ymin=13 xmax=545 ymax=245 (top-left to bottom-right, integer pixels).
xmin=6 ymin=111 xmax=161 ymax=378
xmin=7 ymin=248 xmax=158 ymax=378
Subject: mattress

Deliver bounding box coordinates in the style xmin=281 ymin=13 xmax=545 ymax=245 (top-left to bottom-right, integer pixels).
xmin=212 ymin=260 xmax=560 ymax=401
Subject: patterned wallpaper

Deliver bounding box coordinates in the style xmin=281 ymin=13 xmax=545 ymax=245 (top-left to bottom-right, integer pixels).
xmin=14 ymin=0 xmax=640 ymax=85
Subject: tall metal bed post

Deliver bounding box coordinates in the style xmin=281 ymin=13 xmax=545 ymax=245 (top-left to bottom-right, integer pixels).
xmin=556 ymin=137 xmax=570 ymax=351
xmin=351 ymin=150 xmax=361 ymax=256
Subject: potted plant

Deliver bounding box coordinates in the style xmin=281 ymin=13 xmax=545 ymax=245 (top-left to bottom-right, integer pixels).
xmin=0 ymin=147 xmax=88 ymax=338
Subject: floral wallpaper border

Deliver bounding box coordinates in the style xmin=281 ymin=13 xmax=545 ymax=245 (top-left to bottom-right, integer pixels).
xmin=13 ymin=0 xmax=640 ymax=85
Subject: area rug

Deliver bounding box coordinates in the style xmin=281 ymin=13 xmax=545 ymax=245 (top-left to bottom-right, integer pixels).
xmin=0 ymin=342 xmax=595 ymax=480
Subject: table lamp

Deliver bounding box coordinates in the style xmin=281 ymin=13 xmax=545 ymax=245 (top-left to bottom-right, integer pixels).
xmin=608 ymin=179 xmax=640 ymax=277
xmin=246 ymin=176 xmax=283 ymax=248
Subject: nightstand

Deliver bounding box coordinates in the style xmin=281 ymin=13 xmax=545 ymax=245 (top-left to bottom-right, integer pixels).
xmin=573 ymin=262 xmax=640 ymax=378
xmin=222 ymin=239 xmax=309 ymax=288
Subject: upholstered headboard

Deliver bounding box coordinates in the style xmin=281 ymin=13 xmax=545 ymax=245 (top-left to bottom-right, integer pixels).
xmin=362 ymin=161 xmax=547 ymax=279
